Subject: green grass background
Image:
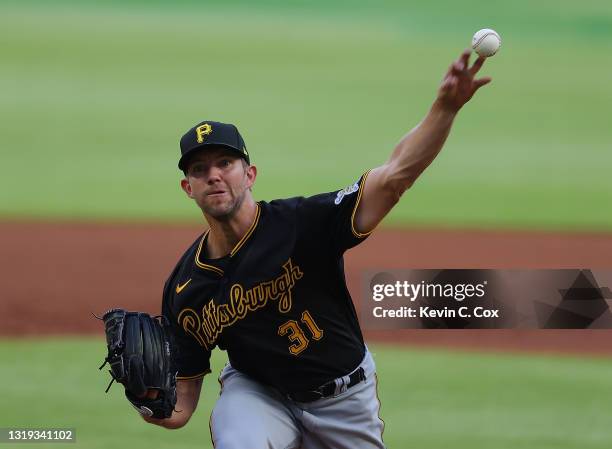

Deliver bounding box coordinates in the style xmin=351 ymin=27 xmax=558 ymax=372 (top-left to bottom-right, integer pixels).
xmin=2 ymin=2 xmax=611 ymax=447
xmin=1 ymin=339 xmax=612 ymax=449
xmin=1 ymin=0 xmax=611 ymax=230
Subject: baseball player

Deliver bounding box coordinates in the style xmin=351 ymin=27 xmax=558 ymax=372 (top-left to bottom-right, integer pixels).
xmin=140 ymin=50 xmax=491 ymax=448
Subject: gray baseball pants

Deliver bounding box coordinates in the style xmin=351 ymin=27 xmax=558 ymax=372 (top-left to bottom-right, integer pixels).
xmin=210 ymin=349 xmax=385 ymax=449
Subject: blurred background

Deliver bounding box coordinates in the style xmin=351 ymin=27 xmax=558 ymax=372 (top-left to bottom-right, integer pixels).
xmin=1 ymin=0 xmax=611 ymax=448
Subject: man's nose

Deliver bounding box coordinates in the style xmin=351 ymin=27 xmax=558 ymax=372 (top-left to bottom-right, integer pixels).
xmin=206 ymin=166 xmax=223 ymax=183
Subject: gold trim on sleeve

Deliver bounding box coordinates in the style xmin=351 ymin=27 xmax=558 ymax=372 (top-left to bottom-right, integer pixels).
xmin=350 ymin=169 xmax=375 ymax=238
xmin=176 ymin=369 xmax=212 ymax=380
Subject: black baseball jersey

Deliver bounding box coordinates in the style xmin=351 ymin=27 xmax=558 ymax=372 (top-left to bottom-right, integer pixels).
xmin=162 ymin=171 xmax=372 ymax=393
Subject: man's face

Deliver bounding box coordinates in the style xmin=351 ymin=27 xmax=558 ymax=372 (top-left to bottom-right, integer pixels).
xmin=180 ymin=148 xmax=256 ymax=220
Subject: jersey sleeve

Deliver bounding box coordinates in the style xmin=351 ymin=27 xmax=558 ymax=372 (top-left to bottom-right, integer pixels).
xmin=161 ymin=275 xmax=212 ymax=381
xmin=296 ymin=170 xmax=374 ymax=254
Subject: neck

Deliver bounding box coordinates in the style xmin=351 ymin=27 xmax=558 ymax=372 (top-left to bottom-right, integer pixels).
xmin=204 ymin=197 xmax=258 ymax=259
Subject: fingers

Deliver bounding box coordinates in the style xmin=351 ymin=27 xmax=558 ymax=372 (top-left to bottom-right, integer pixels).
xmin=450 ymin=63 xmax=462 ymax=76
xmin=474 ymin=77 xmax=492 ymax=90
xmin=450 ymin=49 xmax=473 ymax=75
xmin=469 ymin=56 xmax=486 ymax=76
xmin=458 ymin=49 xmax=471 ymax=70
xmin=443 ymin=63 xmax=454 ymax=80
xmin=145 ymin=389 xmax=160 ymax=400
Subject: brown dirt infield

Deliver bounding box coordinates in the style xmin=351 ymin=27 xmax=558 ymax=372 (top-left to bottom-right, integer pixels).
xmin=2 ymin=221 xmax=612 ymax=356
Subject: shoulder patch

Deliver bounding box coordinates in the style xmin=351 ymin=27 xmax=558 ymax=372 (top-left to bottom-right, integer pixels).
xmin=334 ymin=181 xmax=359 ymax=205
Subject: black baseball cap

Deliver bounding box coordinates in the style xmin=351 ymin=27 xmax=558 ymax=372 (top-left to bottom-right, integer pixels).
xmin=178 ymin=120 xmax=250 ymax=171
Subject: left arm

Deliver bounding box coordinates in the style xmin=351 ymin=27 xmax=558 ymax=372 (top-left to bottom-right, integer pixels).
xmin=354 ymin=49 xmax=492 ymax=233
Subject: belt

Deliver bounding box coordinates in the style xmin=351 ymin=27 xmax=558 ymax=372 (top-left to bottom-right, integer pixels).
xmin=287 ymin=367 xmax=366 ymax=403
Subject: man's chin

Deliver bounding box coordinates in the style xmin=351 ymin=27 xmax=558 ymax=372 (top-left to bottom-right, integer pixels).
xmin=203 ymin=203 xmax=236 ymax=220
xmin=199 ymin=193 xmax=245 ymax=221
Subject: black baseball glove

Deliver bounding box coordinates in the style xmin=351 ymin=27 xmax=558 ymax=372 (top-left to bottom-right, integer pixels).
xmin=99 ymin=309 xmax=177 ymax=419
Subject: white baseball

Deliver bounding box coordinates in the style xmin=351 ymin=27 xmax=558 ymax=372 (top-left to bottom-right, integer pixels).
xmin=472 ymin=28 xmax=501 ymax=57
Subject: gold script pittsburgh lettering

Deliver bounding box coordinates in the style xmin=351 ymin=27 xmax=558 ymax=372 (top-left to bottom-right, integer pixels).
xmin=178 ymin=259 xmax=303 ymax=349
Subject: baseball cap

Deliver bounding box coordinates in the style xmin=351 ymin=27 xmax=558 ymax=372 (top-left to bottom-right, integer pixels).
xmin=178 ymin=120 xmax=250 ymax=171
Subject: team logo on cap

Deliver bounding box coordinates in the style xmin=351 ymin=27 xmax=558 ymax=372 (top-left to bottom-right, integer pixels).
xmin=196 ymin=123 xmax=212 ymax=143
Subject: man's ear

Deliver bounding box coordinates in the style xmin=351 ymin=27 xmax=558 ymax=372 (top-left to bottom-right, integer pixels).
xmin=246 ymin=164 xmax=257 ymax=189
xmin=180 ymin=178 xmax=194 ymax=198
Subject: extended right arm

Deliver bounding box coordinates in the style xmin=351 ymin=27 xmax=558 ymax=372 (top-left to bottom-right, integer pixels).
xmin=353 ymin=50 xmax=491 ymax=235
xmin=142 ymin=377 xmax=204 ymax=429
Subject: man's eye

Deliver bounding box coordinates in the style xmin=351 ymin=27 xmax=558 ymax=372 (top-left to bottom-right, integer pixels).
xmin=221 ymin=159 xmax=231 ymax=167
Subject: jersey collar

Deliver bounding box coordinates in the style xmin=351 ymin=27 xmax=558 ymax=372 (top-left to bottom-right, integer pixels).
xmin=194 ymin=202 xmax=261 ymax=275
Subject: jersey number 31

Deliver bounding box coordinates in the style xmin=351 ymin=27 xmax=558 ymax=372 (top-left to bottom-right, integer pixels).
xmin=278 ymin=310 xmax=324 ymax=355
